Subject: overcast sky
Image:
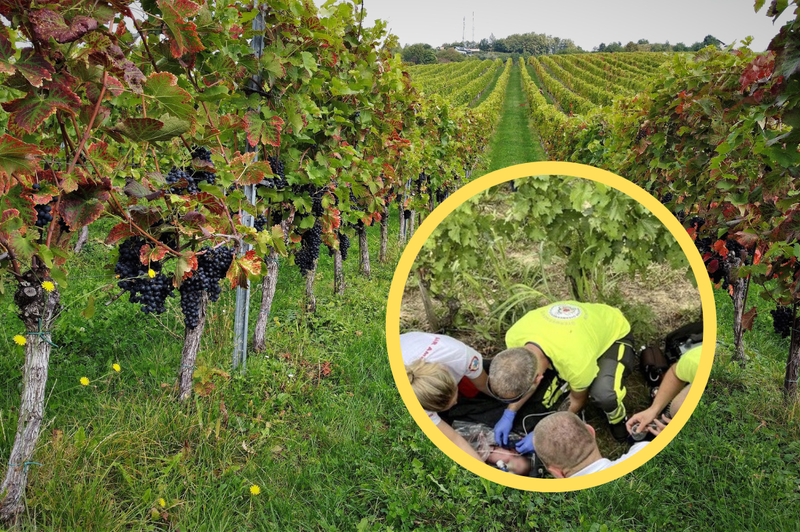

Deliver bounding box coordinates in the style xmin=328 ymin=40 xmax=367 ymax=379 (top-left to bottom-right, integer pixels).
xmin=340 ymin=0 xmax=792 ymax=51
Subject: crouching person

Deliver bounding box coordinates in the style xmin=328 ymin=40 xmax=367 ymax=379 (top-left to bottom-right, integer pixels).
xmin=401 ymin=332 xmax=490 ymax=462
xmin=492 ymin=301 xmax=636 ymax=452
xmin=533 ymin=412 xmax=649 ymax=478
xmin=626 ymin=343 xmax=704 ymax=437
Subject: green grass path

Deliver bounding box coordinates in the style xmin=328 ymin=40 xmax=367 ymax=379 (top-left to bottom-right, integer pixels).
xmin=483 ymin=62 xmax=546 ymax=174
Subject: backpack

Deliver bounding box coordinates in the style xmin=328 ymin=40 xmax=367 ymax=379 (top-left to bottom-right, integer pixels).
xmin=640 ymin=321 xmax=703 ymax=388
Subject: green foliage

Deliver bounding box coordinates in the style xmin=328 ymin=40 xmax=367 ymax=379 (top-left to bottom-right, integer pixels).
xmin=414 ymin=174 xmax=687 ymax=335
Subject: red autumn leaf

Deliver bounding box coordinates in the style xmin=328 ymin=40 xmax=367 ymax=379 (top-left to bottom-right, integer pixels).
xmin=29 ymin=9 xmax=98 ymax=44
xmin=244 ymin=112 xmax=284 ymax=147
xmin=11 ymin=49 xmax=55 ymax=88
xmin=236 ymin=161 xmax=273 ymax=186
xmin=2 ymin=81 xmax=81 ymax=133
xmin=58 ymin=177 xmax=112 ymax=231
xmin=175 ymin=250 xmax=198 ymax=284
xmin=0 ymin=134 xmax=42 ymax=178
xmin=139 ymin=243 xmax=169 ymax=265
xmin=732 ymin=231 xmax=759 ymax=250
xmin=712 ymin=240 xmax=729 ymax=256
xmin=707 ymin=259 xmax=720 ymax=274
xmin=226 ymin=249 xmax=261 ymax=289
xmin=105 ymin=222 xmax=136 ymax=245
xmin=742 ymin=307 xmax=758 ymax=332
xmin=158 ymin=0 xmax=205 ymax=58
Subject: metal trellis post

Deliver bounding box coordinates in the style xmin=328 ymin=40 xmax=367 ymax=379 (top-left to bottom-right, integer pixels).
xmin=232 ymin=7 xmax=265 ymax=373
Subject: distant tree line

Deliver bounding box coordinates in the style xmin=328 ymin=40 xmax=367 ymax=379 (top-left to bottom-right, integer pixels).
xmin=595 ymin=35 xmax=723 ymax=52
xmin=400 ymin=34 xmax=725 ymax=65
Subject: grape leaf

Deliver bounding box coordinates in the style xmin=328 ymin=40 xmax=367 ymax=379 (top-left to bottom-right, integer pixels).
xmin=82 ymin=295 xmax=95 ymax=319
xmin=226 ymin=249 xmax=261 ymax=289
xmin=144 ymin=72 xmax=194 ymax=120
xmin=260 ymin=51 xmax=286 ymax=78
xmin=237 ymin=161 xmax=273 ymax=186
xmin=29 ymin=9 xmax=98 ymax=44
xmin=244 ymin=112 xmax=284 ymax=147
xmin=174 ymin=251 xmax=198 ymax=286
xmin=2 ymin=81 xmax=80 ymax=133
xmin=158 ymin=0 xmax=205 ymax=58
xmin=0 ymin=135 xmax=42 ymax=178
xmin=58 ymin=177 xmax=112 ymax=231
xmin=109 ymin=116 xmax=190 ymax=142
xmin=105 ymin=222 xmax=136 ymax=245
xmin=14 ymin=49 xmax=55 ymax=88
xmin=742 ymin=306 xmax=757 ymax=332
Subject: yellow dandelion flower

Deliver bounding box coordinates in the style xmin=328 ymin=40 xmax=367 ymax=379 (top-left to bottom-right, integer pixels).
xmin=41 ymin=281 xmax=55 ymax=292
xmin=80 ymin=377 xmax=89 ymax=386
xmin=148 ymin=269 xmax=156 ymax=279
xmin=112 ymin=363 xmax=121 ymax=372
xmin=13 ymin=335 xmax=26 ymax=346
xmin=158 ymin=498 xmax=166 ymax=508
xmin=249 ymin=485 xmax=261 ymax=496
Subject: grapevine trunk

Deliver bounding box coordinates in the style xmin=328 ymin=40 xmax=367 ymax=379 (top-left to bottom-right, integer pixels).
xmin=359 ymin=226 xmax=370 ymax=277
xmin=418 ymin=271 xmax=440 ymax=331
xmin=253 ymin=250 xmax=280 ymax=353
xmin=334 ymin=248 xmax=344 ymax=295
xmin=785 ymin=304 xmax=799 ymax=399
xmin=731 ymin=275 xmax=750 ymax=365
xmin=73 ymin=226 xmax=89 ymax=253
xmin=305 ymin=259 xmax=318 ymax=312
xmin=178 ymin=291 xmax=208 ymax=401
xmin=399 ymin=206 xmax=406 ymax=244
xmin=0 ymin=272 xmax=60 ymax=524
xmin=379 ymin=204 xmax=389 ymax=263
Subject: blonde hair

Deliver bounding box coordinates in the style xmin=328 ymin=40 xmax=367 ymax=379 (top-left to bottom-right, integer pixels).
xmin=405 ymin=360 xmax=457 ymax=412
xmin=488 ymin=347 xmax=538 ymax=399
xmin=533 ymin=412 xmax=597 ymax=473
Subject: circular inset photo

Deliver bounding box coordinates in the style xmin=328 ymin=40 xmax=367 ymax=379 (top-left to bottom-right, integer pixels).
xmin=385 ymin=162 xmax=716 ymax=491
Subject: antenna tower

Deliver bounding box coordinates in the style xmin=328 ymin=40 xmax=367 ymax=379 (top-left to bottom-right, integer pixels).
xmin=462 ymin=17 xmax=465 ymax=47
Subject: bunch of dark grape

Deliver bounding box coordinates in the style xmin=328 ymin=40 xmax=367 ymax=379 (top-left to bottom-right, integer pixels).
xmin=254 ymin=214 xmax=268 ymax=233
xmin=339 ymin=233 xmax=350 ymax=261
xmin=165 ymin=166 xmax=199 ymax=194
xmin=192 ymin=146 xmax=212 ymax=162
xmin=327 ymin=232 xmax=350 ymax=261
xmin=115 ymin=236 xmax=175 ymax=315
xmin=131 ymin=272 xmax=174 ymax=314
xmin=311 ymin=187 xmax=326 ymax=217
xmin=263 ymin=155 xmax=289 ymax=189
xmin=271 ymin=209 xmax=283 ymax=226
xmin=178 ymin=246 xmax=233 ymax=328
xmin=403 ymin=209 xmax=412 ymax=220
xmin=694 ymin=233 xmax=749 ymax=292
xmin=435 ymin=188 xmax=449 ymax=203
xmin=771 ymin=306 xmax=794 ymax=339
xmin=295 ymin=223 xmax=321 ymax=275
xmin=34 ymin=204 xmax=53 ymax=227
xmin=165 ymin=151 xmax=216 ymax=195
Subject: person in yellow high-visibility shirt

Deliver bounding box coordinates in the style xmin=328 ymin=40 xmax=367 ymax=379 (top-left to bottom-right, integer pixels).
xmin=626 ymin=343 xmax=704 ymax=437
xmin=489 ymin=301 xmax=635 ymax=452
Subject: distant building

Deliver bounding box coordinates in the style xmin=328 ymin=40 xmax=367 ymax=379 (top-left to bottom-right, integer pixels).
xmin=454 ymin=46 xmax=482 ymax=55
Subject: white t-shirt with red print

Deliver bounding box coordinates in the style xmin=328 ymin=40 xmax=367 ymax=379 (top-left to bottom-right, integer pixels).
xmin=400 ymin=332 xmax=483 ymax=426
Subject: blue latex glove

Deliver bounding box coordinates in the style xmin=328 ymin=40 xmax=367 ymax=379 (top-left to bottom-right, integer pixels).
xmin=515 ymin=432 xmax=535 ymax=455
xmin=494 ymin=409 xmax=517 ymax=446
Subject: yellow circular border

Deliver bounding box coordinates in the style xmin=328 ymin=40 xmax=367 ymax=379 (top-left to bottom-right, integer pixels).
xmin=385 ymin=161 xmax=717 ymax=491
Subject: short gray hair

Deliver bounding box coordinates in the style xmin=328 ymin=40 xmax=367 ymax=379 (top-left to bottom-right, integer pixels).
xmin=533 ymin=412 xmax=596 ymax=472
xmin=488 ymin=347 xmax=538 ymax=399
